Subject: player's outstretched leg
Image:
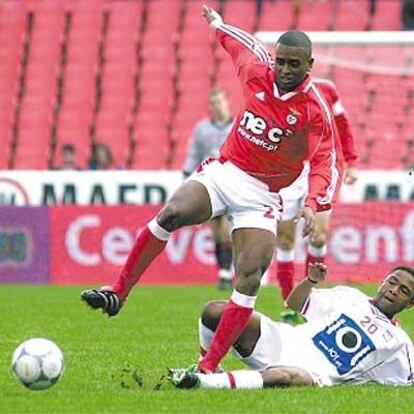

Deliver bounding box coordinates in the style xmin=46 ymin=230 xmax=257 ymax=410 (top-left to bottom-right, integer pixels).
xmin=80 ymin=216 xmax=169 ymax=317
xmin=168 ymin=367 xmax=313 ymax=390
xmin=81 ymin=180 xmax=212 ymax=316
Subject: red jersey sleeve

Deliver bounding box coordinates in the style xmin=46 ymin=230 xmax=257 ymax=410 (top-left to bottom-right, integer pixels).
xmin=215 ymin=24 xmax=272 ymax=84
xmin=334 ymin=113 xmax=357 ymax=167
xmin=329 ymin=85 xmax=358 ymax=167
xmin=304 ymin=102 xmax=341 ymax=213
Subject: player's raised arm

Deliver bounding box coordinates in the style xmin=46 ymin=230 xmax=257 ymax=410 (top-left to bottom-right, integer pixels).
xmin=201 ymin=4 xmax=222 ymax=27
xmin=202 ymin=4 xmax=271 ymax=77
xmin=285 ymin=263 xmax=327 ymax=311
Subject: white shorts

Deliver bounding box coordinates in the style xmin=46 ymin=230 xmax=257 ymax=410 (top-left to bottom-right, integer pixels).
xmin=233 ymin=313 xmax=331 ymax=387
xmin=279 ymin=162 xmax=310 ymax=221
xmin=189 ymin=158 xmax=282 ymax=235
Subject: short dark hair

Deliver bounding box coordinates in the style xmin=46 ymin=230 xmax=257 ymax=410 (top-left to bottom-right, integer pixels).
xmin=277 ymin=31 xmax=312 ymax=59
xmin=391 ymin=266 xmax=414 ymax=278
xmin=209 ymin=87 xmax=226 ymax=98
xmin=62 ymin=144 xmax=75 ymax=153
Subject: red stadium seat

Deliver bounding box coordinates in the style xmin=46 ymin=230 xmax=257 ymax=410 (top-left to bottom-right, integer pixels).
xmin=139 ymin=61 xmax=174 ymax=94
xmin=0 ymin=0 xmax=26 ymax=30
xmin=0 ymin=116 xmax=13 ymax=168
xmin=14 ymin=126 xmax=51 ymax=169
xmin=334 ymin=0 xmax=370 ymax=31
xmin=370 ymin=0 xmax=401 ymax=31
xmin=135 ymin=112 xmax=169 ymax=146
xmin=107 ymin=0 xmax=143 ymax=30
xmin=71 ymin=0 xmax=104 ymax=14
xmin=169 ymin=146 xmax=187 ymax=170
xmin=181 ymin=0 xmax=219 ymax=47
xmin=13 ymin=150 xmax=50 ymax=169
xmin=178 ymin=62 xmax=212 ymax=88
xmin=178 ymin=44 xmax=214 ymax=65
xmin=57 ymin=105 xmax=93 ymax=157
xmin=258 ymin=0 xmax=295 ymax=31
xmin=296 ymin=1 xmax=333 ymax=31
xmin=132 ymin=144 xmax=169 ymax=170
xmin=223 ymin=0 xmax=257 ymax=32
xmin=144 ymin=0 xmax=180 ymax=46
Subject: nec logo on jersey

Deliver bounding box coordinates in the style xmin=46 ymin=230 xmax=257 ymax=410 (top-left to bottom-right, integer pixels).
xmin=239 ymin=110 xmax=293 ymax=144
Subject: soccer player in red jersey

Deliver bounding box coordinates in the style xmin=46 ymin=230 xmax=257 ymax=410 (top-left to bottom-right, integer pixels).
xmin=81 ymin=5 xmax=343 ymax=374
xmin=276 ymin=78 xmax=358 ymax=323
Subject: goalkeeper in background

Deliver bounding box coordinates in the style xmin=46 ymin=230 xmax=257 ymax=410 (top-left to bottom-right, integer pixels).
xmin=276 ymin=77 xmax=358 ymax=324
xmin=183 ymin=88 xmax=234 ymax=290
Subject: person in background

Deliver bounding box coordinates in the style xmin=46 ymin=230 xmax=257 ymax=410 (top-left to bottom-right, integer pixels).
xmin=402 ymin=0 xmax=414 ymax=30
xmin=89 ymin=142 xmax=114 ymax=170
xmin=183 ymin=88 xmax=234 ymax=290
xmin=55 ymin=143 xmax=80 ymax=170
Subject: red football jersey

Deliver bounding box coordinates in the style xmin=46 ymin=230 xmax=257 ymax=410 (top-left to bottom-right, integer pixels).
xmin=313 ymin=78 xmax=358 ymax=167
xmin=215 ymin=24 xmax=343 ymax=212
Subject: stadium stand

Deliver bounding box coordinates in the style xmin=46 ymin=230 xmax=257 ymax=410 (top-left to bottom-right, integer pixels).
xmin=0 ymin=0 xmax=411 ymax=170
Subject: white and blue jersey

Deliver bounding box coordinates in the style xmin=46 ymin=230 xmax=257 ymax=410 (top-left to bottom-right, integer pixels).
xmin=238 ymin=286 xmax=414 ymax=387
xmin=296 ymin=286 xmax=414 ymax=386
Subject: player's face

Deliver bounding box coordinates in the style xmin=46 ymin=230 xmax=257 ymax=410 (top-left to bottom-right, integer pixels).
xmin=209 ymin=93 xmax=230 ymax=120
xmin=63 ymin=150 xmax=74 ymax=163
xmin=374 ymin=270 xmax=414 ymax=317
xmin=274 ymin=44 xmax=313 ymax=92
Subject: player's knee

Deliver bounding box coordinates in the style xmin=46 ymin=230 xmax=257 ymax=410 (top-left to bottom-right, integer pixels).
xmin=157 ymin=202 xmax=185 ymax=232
xmin=277 ymin=232 xmax=295 ymax=251
xmin=310 ymin=233 xmax=327 ymax=248
xmin=201 ymin=301 xmax=226 ymax=330
xmin=236 ymin=243 xmax=273 ymax=275
xmin=236 ymin=274 xmax=262 ymax=295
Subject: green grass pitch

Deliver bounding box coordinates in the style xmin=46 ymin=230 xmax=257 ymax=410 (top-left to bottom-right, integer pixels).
xmin=1 ymin=284 xmax=414 ymax=413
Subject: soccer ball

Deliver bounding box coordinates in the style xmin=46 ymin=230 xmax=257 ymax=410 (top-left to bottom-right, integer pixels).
xmin=12 ymin=338 xmax=64 ymax=390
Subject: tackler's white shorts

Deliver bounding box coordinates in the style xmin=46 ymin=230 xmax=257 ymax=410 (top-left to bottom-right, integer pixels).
xmin=189 ymin=158 xmax=283 ymax=235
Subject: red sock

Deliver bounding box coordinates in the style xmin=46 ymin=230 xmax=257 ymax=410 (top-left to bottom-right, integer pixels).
xmin=276 ymin=260 xmax=294 ymax=300
xmin=112 ymin=219 xmax=169 ymax=300
xmin=198 ymin=292 xmax=255 ymax=373
xmin=305 ymin=253 xmax=325 ymax=276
